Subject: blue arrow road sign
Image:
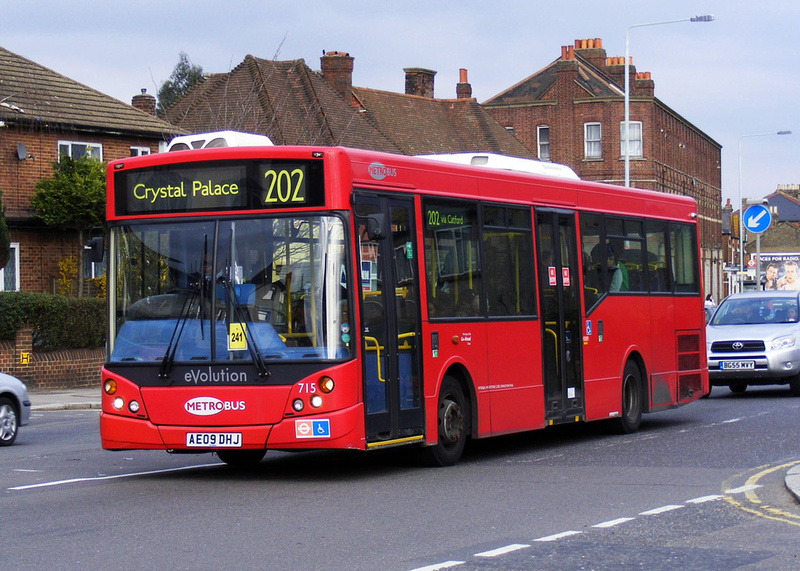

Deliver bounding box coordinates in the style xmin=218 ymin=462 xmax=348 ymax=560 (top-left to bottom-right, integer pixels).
xmin=743 ymin=204 xmax=771 ymax=233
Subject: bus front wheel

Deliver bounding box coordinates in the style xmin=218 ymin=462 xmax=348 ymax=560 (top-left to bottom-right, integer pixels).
xmin=422 ymin=376 xmax=469 ymax=467
xmin=217 ymin=449 xmax=266 ymax=467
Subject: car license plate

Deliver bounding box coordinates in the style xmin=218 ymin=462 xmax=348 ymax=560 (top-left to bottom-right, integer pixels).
xmin=185 ymin=432 xmax=242 ymax=448
xmin=720 ymin=360 xmax=755 ymax=370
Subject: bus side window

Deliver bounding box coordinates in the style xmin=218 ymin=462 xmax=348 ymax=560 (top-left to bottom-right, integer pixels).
xmin=423 ymin=198 xmax=481 ymax=319
xmin=645 ymin=220 xmax=669 ymax=293
xmin=580 ymin=213 xmax=604 ymax=309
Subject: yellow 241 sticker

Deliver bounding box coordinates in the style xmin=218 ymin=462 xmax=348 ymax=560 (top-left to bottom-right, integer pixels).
xmin=228 ymin=322 xmax=247 ymax=351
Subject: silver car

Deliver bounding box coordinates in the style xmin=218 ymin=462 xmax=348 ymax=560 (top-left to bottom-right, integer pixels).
xmin=706 ymin=291 xmax=800 ymax=396
xmin=0 ymin=372 xmax=31 ymax=445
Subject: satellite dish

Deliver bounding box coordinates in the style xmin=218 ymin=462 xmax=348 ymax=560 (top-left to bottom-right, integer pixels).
xmin=16 ymin=143 xmax=27 ymax=160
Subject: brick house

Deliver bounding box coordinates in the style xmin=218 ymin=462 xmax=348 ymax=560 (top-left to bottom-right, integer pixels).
xmin=163 ymin=51 xmax=532 ymax=158
xmin=482 ymin=38 xmax=723 ymax=300
xmin=0 ymin=46 xmax=180 ymax=294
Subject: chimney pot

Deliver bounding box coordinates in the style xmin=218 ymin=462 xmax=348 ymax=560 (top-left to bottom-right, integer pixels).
xmin=456 ymin=68 xmax=472 ymax=99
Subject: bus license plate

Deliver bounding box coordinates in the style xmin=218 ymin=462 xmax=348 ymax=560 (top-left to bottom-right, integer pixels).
xmin=185 ymin=432 xmax=242 ymax=448
xmin=720 ymin=360 xmax=755 ymax=370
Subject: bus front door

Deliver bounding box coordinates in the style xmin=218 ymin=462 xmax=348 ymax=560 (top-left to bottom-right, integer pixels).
xmin=535 ymin=209 xmax=585 ymax=423
xmin=354 ymin=194 xmax=424 ymax=445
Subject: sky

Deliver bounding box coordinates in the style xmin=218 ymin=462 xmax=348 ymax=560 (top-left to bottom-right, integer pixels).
xmin=2 ymin=1 xmax=798 ymax=205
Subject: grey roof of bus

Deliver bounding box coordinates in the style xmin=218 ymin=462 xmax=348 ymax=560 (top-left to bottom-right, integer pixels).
xmin=0 ymin=45 xmax=178 ymax=136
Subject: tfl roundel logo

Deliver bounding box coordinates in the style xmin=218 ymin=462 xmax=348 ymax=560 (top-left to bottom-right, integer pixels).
xmin=368 ymin=162 xmax=397 ymax=181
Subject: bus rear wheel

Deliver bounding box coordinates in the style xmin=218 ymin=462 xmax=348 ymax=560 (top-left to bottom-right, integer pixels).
xmin=217 ymin=449 xmax=266 ymax=467
xmin=422 ymin=376 xmax=469 ymax=467
xmin=613 ymin=361 xmax=642 ymax=434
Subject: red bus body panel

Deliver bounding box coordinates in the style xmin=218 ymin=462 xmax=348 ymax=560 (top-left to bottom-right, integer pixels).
xmin=101 ymin=146 xmax=707 ymax=455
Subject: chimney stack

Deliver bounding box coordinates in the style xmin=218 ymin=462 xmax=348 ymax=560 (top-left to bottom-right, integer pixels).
xmin=456 ymin=68 xmax=472 ymax=99
xmin=132 ymin=88 xmax=156 ymax=116
xmin=320 ymin=51 xmax=354 ymax=98
xmin=634 ymin=71 xmax=654 ymax=97
xmin=573 ymin=38 xmax=607 ymax=69
xmin=605 ymin=56 xmax=634 ymax=90
xmin=404 ymin=68 xmax=436 ymax=98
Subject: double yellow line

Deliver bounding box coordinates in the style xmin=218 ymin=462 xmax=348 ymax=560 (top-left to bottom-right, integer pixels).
xmin=724 ymin=460 xmax=800 ymax=527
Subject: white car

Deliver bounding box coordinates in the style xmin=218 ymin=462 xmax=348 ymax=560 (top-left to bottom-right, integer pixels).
xmin=0 ymin=372 xmax=31 ymax=445
xmin=706 ymin=291 xmax=800 ymax=396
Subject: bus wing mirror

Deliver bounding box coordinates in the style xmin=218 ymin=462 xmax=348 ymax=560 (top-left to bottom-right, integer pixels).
xmin=88 ymin=236 xmax=105 ymax=263
xmin=366 ymin=214 xmax=386 ymax=241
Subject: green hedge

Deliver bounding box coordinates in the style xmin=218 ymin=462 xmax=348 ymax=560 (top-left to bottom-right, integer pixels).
xmin=0 ymin=292 xmax=106 ymax=351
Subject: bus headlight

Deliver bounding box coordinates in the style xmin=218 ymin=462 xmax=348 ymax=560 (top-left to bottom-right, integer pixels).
xmin=128 ymin=400 xmax=141 ymax=413
xmin=292 ymin=399 xmax=304 ymax=412
xmin=310 ymin=395 xmax=323 ymax=408
xmin=113 ymin=397 xmax=124 ymax=410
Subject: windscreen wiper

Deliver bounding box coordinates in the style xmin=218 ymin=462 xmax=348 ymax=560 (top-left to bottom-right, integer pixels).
xmin=219 ymin=275 xmax=270 ymax=378
xmin=159 ymin=237 xmax=210 ymax=379
xmin=158 ymin=290 xmax=199 ymax=379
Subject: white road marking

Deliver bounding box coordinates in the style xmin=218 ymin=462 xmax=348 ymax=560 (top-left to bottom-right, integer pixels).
xmin=640 ymin=504 xmax=684 ymax=515
xmin=410 ymin=486 xmax=758 ymax=570
xmin=8 ymin=463 xmax=221 ymax=491
xmin=408 ymin=561 xmax=465 ymax=571
xmin=475 ymin=544 xmax=530 ymax=557
xmin=534 ymin=530 xmax=582 ymax=542
xmin=592 ymin=517 xmax=635 ymax=528
xmin=725 ymin=484 xmax=761 ymax=494
xmin=686 ymin=494 xmax=723 ymax=504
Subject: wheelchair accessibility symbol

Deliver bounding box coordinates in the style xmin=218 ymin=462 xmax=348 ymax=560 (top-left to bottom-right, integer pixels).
xmin=295 ymin=419 xmax=331 ymax=439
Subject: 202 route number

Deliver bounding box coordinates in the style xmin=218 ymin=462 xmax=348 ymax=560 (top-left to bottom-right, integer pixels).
xmin=264 ymin=168 xmax=305 ymax=204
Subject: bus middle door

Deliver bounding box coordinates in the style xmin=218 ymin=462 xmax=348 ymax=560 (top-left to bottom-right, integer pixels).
xmin=535 ymin=209 xmax=585 ymax=423
xmin=354 ymin=194 xmax=424 ymax=446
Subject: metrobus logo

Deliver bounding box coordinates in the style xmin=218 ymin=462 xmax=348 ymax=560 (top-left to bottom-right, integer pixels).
xmin=184 ymin=397 xmax=246 ymax=416
xmin=368 ymin=162 xmax=396 ymax=180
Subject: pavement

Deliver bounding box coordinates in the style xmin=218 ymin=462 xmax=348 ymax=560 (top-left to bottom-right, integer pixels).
xmin=29 ymin=386 xmax=101 ymax=412
xmin=25 ymin=386 xmax=800 ymax=503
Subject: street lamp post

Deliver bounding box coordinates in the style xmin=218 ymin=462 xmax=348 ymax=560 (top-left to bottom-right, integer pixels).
xmin=624 ymin=15 xmax=714 ymax=187
xmin=737 ymin=130 xmax=792 ymax=291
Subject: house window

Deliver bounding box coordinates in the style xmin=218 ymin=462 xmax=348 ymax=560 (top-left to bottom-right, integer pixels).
xmin=620 ymin=121 xmax=643 ymax=157
xmin=58 ymin=141 xmax=102 ymax=160
xmin=537 ymin=126 xmax=550 ymax=161
xmin=130 ymin=146 xmax=151 ymax=157
xmin=584 ymin=123 xmax=601 ymax=159
xmin=1 ymin=243 xmax=20 ymax=291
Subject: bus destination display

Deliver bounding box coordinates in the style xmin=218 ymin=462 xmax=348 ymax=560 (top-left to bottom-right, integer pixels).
xmin=115 ymin=159 xmax=323 ymax=215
